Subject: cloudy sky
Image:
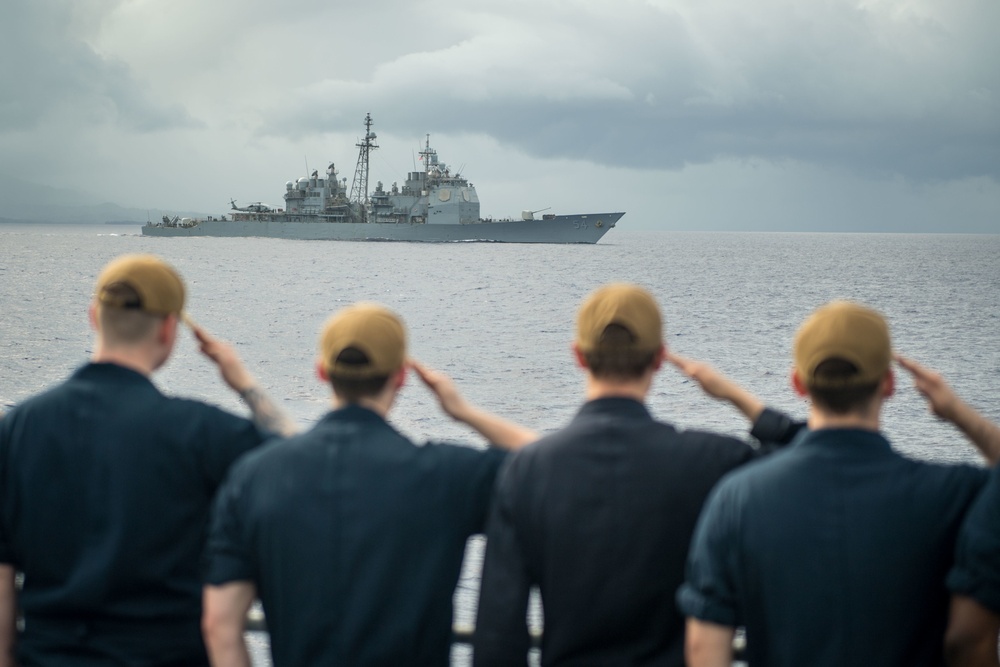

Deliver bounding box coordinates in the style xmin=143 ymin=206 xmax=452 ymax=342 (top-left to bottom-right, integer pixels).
xmin=1 ymin=0 xmax=997 ymax=231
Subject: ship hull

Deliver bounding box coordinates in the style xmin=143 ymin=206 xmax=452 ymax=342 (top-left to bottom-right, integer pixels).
xmin=142 ymin=213 xmax=622 ymax=243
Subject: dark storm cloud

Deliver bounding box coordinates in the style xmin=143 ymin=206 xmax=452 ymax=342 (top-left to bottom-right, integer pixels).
xmin=0 ymin=0 xmax=198 ymax=135
xmin=1 ymin=0 xmax=996 ymax=230
xmin=258 ymin=0 xmax=999 ymax=182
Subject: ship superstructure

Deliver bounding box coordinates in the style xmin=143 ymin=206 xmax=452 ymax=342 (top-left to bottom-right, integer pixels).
xmin=144 ymin=114 xmax=622 ymax=243
xmin=369 ymin=136 xmax=480 ymax=226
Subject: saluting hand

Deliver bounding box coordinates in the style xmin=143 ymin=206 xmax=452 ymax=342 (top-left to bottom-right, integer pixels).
xmin=667 ymin=352 xmax=739 ymax=401
xmin=896 ymin=353 xmax=1000 ymax=465
xmin=410 ymin=358 xmax=538 ymax=450
xmin=189 ymin=319 xmax=256 ymax=394
xmin=894 ymin=354 xmax=961 ymax=422
xmin=666 ymin=351 xmax=765 ymax=422
xmin=409 ymin=359 xmax=472 ymax=422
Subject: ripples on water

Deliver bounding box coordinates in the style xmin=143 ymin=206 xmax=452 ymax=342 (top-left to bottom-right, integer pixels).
xmin=2 ymin=224 xmax=999 ymax=664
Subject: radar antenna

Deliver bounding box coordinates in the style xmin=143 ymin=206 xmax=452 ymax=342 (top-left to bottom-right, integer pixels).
xmin=350 ymin=113 xmax=379 ymax=218
xmin=419 ymin=134 xmax=434 ymax=169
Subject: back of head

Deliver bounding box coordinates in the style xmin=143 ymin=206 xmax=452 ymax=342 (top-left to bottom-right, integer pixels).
xmin=94 ymin=254 xmax=185 ymax=345
xmin=576 ymin=283 xmax=663 ymax=381
xmin=794 ymin=300 xmax=892 ymax=414
xmin=319 ymin=303 xmax=407 ymax=402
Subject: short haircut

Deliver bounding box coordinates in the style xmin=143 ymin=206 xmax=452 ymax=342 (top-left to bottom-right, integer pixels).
xmin=806 ymin=358 xmax=881 ymax=414
xmin=582 ymin=323 xmax=658 ymax=381
xmin=97 ymin=283 xmax=164 ymax=344
xmin=328 ymin=347 xmax=391 ymax=402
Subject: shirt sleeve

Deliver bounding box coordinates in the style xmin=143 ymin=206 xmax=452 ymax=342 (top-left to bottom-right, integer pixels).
xmin=203 ymin=457 xmax=257 ymax=585
xmin=450 ymin=445 xmax=507 ymax=535
xmin=750 ymin=407 xmax=806 ymax=455
xmin=948 ymin=466 xmax=1000 ymax=612
xmin=193 ymin=402 xmax=266 ymax=489
xmin=473 ymin=455 xmax=532 ymax=667
xmin=676 ymin=480 xmax=743 ymax=627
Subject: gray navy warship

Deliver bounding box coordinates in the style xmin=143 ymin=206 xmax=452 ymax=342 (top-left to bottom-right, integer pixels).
xmin=143 ymin=114 xmax=622 ymax=243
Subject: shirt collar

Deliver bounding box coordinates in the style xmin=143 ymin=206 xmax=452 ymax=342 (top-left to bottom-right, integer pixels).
xmin=74 ymin=361 xmax=155 ymax=386
xmin=796 ymin=427 xmax=892 ymax=453
xmin=324 ymin=403 xmax=388 ymax=424
xmin=576 ymin=396 xmax=653 ymax=420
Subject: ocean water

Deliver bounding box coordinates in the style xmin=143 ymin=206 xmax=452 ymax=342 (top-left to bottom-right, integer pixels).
xmin=2 ymin=223 xmax=1000 ymax=663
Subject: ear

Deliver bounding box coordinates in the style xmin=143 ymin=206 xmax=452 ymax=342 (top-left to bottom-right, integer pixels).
xmin=572 ymin=343 xmax=588 ymax=369
xmin=88 ymin=302 xmax=99 ymax=331
xmin=791 ymin=368 xmax=809 ymax=397
xmin=393 ymin=366 xmax=407 ymax=390
xmin=315 ymin=359 xmax=329 ymax=383
xmin=651 ymin=344 xmax=666 ymax=371
xmin=881 ymin=368 xmax=895 ymax=399
xmin=160 ymin=314 xmax=179 ymax=347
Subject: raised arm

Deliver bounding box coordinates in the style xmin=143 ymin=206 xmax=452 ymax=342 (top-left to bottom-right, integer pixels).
xmin=190 ymin=323 xmax=298 ymax=438
xmin=410 ymin=360 xmax=538 ymax=450
xmin=667 ymin=352 xmax=764 ymax=421
xmin=896 ymin=355 xmax=1000 ymax=465
xmin=0 ymin=565 xmax=15 ymax=667
xmin=666 ymin=352 xmax=803 ymax=448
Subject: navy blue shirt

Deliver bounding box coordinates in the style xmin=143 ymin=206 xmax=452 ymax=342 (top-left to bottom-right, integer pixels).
xmin=205 ymin=405 xmax=507 ymax=667
xmin=679 ymin=428 xmax=988 ymax=667
xmin=0 ymin=363 xmax=264 ymax=666
xmin=949 ymin=463 xmax=1000 ymax=612
xmin=473 ymin=399 xmax=799 ymax=667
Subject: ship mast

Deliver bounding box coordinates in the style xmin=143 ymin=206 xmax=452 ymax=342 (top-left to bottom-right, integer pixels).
xmin=350 ymin=113 xmax=378 ymax=219
xmin=419 ymin=134 xmax=433 ymax=171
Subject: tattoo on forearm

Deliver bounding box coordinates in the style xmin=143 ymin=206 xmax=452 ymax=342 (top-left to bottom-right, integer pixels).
xmin=239 ymin=385 xmax=298 ymax=437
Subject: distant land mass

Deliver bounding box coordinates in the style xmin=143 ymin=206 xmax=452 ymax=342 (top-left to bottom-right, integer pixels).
xmin=0 ymin=174 xmax=204 ymax=224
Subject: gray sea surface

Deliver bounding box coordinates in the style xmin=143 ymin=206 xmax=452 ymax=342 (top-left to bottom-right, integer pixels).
xmin=2 ymin=224 xmax=1000 ymax=664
